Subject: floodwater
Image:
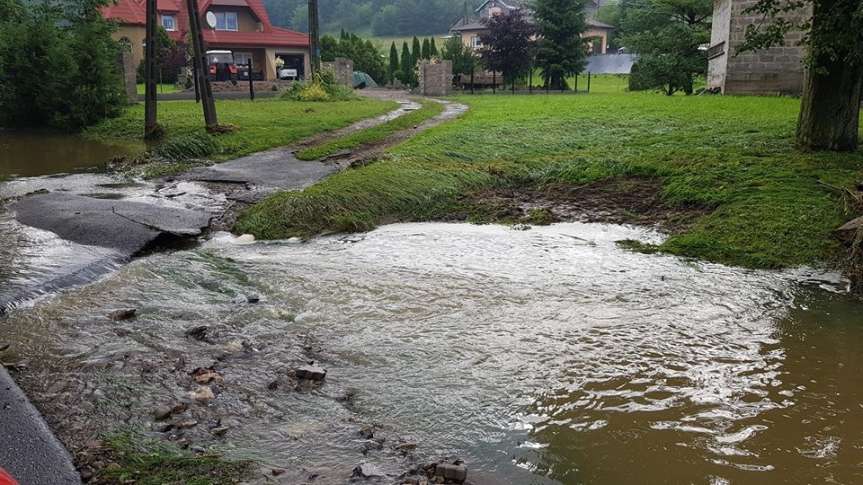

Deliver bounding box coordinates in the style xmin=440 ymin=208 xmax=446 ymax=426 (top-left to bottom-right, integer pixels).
xmin=2 ymin=222 xmax=862 ymax=484
xmin=0 ymin=131 xmax=142 ymax=177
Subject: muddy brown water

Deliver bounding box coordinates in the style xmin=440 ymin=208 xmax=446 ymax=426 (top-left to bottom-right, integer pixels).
xmin=0 ymin=132 xmax=143 ymax=177
xmin=1 ymin=222 xmax=862 ymax=484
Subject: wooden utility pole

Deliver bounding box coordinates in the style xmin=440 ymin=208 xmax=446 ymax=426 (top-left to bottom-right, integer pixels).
xmin=186 ymin=0 xmax=218 ymax=130
xmin=248 ymin=59 xmax=255 ymax=100
xmin=308 ymin=0 xmax=320 ymax=78
xmin=144 ymin=0 xmax=159 ymax=138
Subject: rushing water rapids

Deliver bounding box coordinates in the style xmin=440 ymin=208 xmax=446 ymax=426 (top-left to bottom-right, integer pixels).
xmin=1 ymin=222 xmax=862 ymax=484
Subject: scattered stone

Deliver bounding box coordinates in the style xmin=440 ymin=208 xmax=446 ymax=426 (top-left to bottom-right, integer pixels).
xmin=236 ymin=234 xmax=256 ymax=244
xmin=358 ymin=426 xmax=375 ymax=439
xmin=155 ymin=423 xmax=174 ymax=433
xmin=511 ymin=223 xmax=532 ymax=231
xmin=352 ymin=463 xmax=385 ymax=479
xmin=0 ymin=343 xmax=9 ymax=352
xmin=434 ymin=463 xmax=467 ymax=484
xmin=153 ymin=405 xmax=174 ymax=421
xmin=211 ymin=426 xmax=229 ymax=437
xmin=837 ymin=215 xmax=863 ymax=233
xmin=296 ymin=364 xmax=327 ymax=382
xmin=171 ymin=402 xmax=189 ymax=415
xmin=190 ymin=385 xmax=215 ymax=402
xmin=267 ymin=379 xmax=280 ymax=390
xmin=191 ymin=367 xmax=224 ymax=384
xmin=175 ymin=420 xmax=198 ymax=429
xmin=245 ymin=294 xmax=261 ymax=304
xmin=395 ymin=442 xmax=417 ymax=453
xmin=108 ymin=308 xmax=137 ymax=321
xmin=184 ymin=326 xmax=211 ymax=342
xmin=271 ymin=468 xmax=286 ymax=476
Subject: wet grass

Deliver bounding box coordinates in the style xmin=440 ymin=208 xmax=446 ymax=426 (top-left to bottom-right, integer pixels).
xmin=296 ymin=100 xmax=444 ymax=160
xmin=237 ymin=92 xmax=863 ymax=271
xmin=97 ymin=432 xmax=252 ymax=485
xmin=86 ymin=97 xmax=397 ymax=161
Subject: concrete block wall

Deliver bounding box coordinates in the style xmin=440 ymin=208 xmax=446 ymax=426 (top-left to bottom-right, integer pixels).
xmin=418 ymin=60 xmax=453 ymax=97
xmin=322 ymin=57 xmax=354 ymax=86
xmin=723 ymin=0 xmax=808 ymax=95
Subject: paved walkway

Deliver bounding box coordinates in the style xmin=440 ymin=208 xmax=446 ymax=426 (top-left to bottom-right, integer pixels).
xmin=1 ymin=368 xmax=80 ymax=484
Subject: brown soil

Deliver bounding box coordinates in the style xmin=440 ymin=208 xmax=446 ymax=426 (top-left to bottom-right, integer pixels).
xmin=451 ymin=177 xmax=710 ymax=234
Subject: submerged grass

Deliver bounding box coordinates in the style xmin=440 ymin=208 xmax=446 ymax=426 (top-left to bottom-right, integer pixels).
xmin=86 ymin=97 xmax=397 ymax=161
xmin=295 ymin=100 xmax=445 ymax=160
xmin=97 ymin=432 xmax=252 ymax=485
xmin=239 ymin=92 xmax=863 ymax=270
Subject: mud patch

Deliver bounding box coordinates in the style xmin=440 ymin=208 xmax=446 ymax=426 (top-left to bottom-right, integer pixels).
xmin=452 ymin=177 xmax=709 ymax=234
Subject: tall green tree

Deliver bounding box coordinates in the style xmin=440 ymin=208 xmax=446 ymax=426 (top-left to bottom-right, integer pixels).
xmin=0 ymin=0 xmax=124 ymax=130
xmin=739 ymin=0 xmax=863 ymax=151
xmin=400 ymin=41 xmax=416 ymax=86
xmin=534 ymin=0 xmax=589 ymax=90
xmin=319 ymin=31 xmax=388 ymax=83
xmin=479 ymin=8 xmax=535 ymax=88
xmin=442 ymin=34 xmax=478 ymax=82
xmin=412 ymin=36 xmax=422 ymax=63
xmin=620 ymin=0 xmax=711 ymax=95
xmin=421 ymin=37 xmax=431 ymax=59
xmin=388 ymin=41 xmax=400 ymax=84
xmin=430 ymin=37 xmax=439 ymax=57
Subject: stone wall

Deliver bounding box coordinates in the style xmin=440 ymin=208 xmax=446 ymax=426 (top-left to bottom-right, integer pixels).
xmin=418 ymin=61 xmax=453 ymax=96
xmin=322 ymin=57 xmax=354 ymax=86
xmin=708 ymin=0 xmax=808 ymax=95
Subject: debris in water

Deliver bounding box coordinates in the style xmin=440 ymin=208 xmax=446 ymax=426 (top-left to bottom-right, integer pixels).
xmin=191 ymin=367 xmax=224 ymax=384
xmin=153 ymin=405 xmax=173 ymax=421
xmin=184 ymin=325 xmax=211 ymax=342
xmin=296 ymin=363 xmax=327 ymax=382
xmin=433 ymin=461 xmax=468 ymax=484
xmin=190 ymin=385 xmax=215 ymax=402
xmin=245 ymin=294 xmax=261 ymax=304
xmin=235 ymin=234 xmax=256 ymax=245
xmin=108 ymin=308 xmax=137 ymax=321
xmin=175 ymin=419 xmax=199 ymax=429
xmin=352 ymin=463 xmax=385 ymax=479
xmin=211 ymin=426 xmax=229 ymax=437
xmin=0 ymin=343 xmax=9 ymax=353
xmin=358 ymin=426 xmax=375 ymax=439
xmin=511 ymin=223 xmax=531 ymax=231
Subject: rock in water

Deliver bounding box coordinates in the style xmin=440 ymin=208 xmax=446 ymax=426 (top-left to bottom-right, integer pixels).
xmin=296 ymin=364 xmax=327 ymax=382
xmin=352 ymin=463 xmax=384 ymax=479
xmin=434 ymin=463 xmax=467 ymax=484
xmin=153 ymin=406 xmax=173 ymax=421
xmin=108 ymin=308 xmax=137 ymax=321
xmin=190 ymin=386 xmax=215 ymax=402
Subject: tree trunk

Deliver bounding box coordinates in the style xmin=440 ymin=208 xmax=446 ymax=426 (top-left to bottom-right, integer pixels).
xmin=797 ymin=58 xmax=863 ymax=151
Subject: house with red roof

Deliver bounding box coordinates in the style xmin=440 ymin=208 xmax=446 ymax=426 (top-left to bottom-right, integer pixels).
xmin=102 ymin=0 xmax=310 ymax=81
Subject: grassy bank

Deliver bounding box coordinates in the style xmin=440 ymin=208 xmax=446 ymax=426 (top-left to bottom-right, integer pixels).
xmin=86 ymin=97 xmax=397 ymax=161
xmin=296 ymin=100 xmax=444 ymax=160
xmin=237 ymin=92 xmax=863 ymax=270
xmin=91 ymin=432 xmax=252 ymax=485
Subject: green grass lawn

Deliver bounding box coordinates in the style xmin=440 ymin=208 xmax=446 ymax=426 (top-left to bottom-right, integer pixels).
xmin=296 ymin=100 xmax=444 ymax=160
xmin=87 ymin=97 xmax=397 ymax=161
xmin=237 ymin=91 xmax=863 ymax=271
xmin=136 ymin=83 xmax=180 ymax=95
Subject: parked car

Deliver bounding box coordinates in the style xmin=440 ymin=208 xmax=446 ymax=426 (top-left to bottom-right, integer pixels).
xmin=206 ymin=50 xmax=238 ymax=83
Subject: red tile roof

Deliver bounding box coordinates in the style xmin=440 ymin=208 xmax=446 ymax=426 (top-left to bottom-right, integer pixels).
xmin=103 ymin=0 xmax=309 ymax=48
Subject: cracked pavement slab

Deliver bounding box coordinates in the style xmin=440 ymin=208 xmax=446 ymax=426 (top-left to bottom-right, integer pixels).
xmin=10 ymin=192 xmax=213 ymax=254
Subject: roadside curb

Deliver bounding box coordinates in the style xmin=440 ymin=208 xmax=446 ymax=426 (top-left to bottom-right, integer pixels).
xmin=0 ymin=367 xmax=80 ymax=484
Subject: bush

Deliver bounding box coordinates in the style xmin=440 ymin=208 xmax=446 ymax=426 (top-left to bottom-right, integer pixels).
xmin=282 ymin=69 xmax=355 ymax=102
xmin=0 ymin=0 xmax=125 ymax=131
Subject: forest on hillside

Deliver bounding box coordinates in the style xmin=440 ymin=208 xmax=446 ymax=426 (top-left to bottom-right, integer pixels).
xmin=262 ymin=0 xmax=469 ymax=36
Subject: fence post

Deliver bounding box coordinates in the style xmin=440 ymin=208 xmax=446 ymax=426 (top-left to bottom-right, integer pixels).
xmin=575 ymin=73 xmax=578 ymax=93
xmin=529 ymin=68 xmax=533 ymax=94
xmin=493 ymin=70 xmax=496 ymax=94
xmin=248 ymin=59 xmax=255 ymax=100
xmin=587 ymin=71 xmax=591 ymax=93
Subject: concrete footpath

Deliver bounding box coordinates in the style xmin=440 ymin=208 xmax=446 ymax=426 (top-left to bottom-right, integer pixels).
xmin=1 ymin=368 xmax=80 ymax=484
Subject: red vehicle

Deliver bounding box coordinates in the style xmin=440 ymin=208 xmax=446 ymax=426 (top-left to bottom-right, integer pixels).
xmin=206 ymin=50 xmax=238 ymax=83
xmin=0 ymin=467 xmax=18 ymax=485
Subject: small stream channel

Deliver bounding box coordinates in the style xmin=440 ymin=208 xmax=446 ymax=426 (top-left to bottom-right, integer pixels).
xmin=2 ymin=222 xmax=862 ymax=484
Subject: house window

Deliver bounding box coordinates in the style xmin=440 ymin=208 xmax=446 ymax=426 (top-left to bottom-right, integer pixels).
xmin=215 ymin=11 xmax=239 ymax=31
xmin=161 ymin=14 xmax=177 ymax=31
xmin=472 ymin=36 xmax=483 ymax=48
xmin=234 ymin=52 xmax=253 ymax=66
